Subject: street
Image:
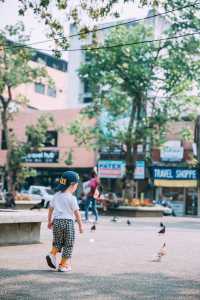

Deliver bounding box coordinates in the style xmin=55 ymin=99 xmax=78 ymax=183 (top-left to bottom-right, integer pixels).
xmin=0 ymin=215 xmax=200 ymax=300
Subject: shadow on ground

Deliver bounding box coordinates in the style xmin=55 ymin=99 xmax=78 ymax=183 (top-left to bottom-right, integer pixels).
xmin=0 ymin=269 xmax=199 ymax=300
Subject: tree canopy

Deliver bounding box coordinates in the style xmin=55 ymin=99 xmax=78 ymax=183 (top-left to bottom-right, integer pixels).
xmin=0 ymin=0 xmax=168 ymax=51
xmin=0 ymin=22 xmax=47 ymax=109
xmin=69 ymin=3 xmax=200 ymax=178
xmin=0 ymin=22 xmax=49 ymax=193
xmin=9 ymin=114 xmax=55 ymax=190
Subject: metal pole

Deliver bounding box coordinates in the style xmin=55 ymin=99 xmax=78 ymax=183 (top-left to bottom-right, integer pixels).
xmin=194 ymin=116 xmax=200 ymax=216
xmin=197 ymin=162 xmax=200 ymax=217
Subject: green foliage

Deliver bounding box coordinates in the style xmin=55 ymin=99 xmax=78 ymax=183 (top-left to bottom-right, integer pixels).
xmin=69 ymin=26 xmax=164 ymax=149
xmin=69 ymin=117 xmax=101 ymax=150
xmin=9 ymin=114 xmax=55 ymax=188
xmin=180 ymin=128 xmax=193 ymax=142
xmin=0 ymin=0 xmax=160 ymax=52
xmin=1 ymin=1 xmax=199 ymax=57
xmin=0 ymin=22 xmax=51 ymax=192
xmin=0 ymin=23 xmax=47 ymax=96
xmin=64 ymin=149 xmax=73 ymax=166
xmin=8 ymin=134 xmax=37 ymax=188
xmin=17 ymin=167 xmax=37 ymax=186
xmin=69 ymin=5 xmax=200 ymax=175
xmin=25 ymin=114 xmax=55 ymax=149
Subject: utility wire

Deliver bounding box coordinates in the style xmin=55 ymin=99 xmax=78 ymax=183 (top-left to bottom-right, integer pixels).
xmin=69 ymin=1 xmax=200 ymax=38
xmin=1 ymin=0 xmax=199 ymax=49
xmin=4 ymin=30 xmax=199 ymax=53
xmin=67 ymin=31 xmax=200 ymax=52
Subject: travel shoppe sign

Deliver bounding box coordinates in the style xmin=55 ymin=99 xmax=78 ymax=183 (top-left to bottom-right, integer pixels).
xmin=151 ymin=166 xmax=199 ymax=188
xmin=152 ymin=166 xmax=198 ymax=180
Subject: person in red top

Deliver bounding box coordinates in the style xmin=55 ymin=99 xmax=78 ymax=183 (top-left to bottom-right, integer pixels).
xmin=84 ymin=170 xmax=100 ymax=222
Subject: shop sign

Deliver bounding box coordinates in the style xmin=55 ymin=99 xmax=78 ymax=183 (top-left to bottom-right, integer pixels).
xmin=98 ymin=160 xmax=125 ymax=178
xmin=161 ymin=141 xmax=183 ymax=162
xmin=134 ymin=161 xmax=145 ymax=180
xmin=151 ymin=166 xmax=198 ymax=180
xmin=137 ymin=144 xmax=143 ymax=154
xmin=24 ymin=151 xmax=59 ymax=163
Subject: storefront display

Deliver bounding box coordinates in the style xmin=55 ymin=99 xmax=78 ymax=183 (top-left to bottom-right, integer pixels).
xmin=151 ymin=166 xmax=198 ymax=216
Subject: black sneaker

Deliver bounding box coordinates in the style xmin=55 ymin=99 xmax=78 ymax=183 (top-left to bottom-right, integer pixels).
xmin=46 ymin=253 xmax=57 ymax=269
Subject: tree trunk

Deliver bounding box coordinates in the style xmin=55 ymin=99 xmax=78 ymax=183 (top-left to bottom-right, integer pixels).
xmin=123 ymin=98 xmax=144 ymax=202
xmin=122 ymin=99 xmax=137 ymax=201
xmin=123 ymin=143 xmax=137 ymax=201
xmin=1 ymin=104 xmax=15 ymax=205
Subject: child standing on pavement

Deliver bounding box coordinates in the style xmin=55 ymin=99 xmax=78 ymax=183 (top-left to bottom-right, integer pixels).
xmin=46 ymin=171 xmax=83 ymax=272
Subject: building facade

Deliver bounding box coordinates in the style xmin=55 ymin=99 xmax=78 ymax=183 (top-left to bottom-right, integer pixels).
xmin=151 ymin=121 xmax=197 ymax=216
xmin=67 ymin=12 xmax=168 ymax=107
xmin=12 ymin=51 xmax=68 ymax=110
xmin=0 ymin=109 xmax=96 ymax=188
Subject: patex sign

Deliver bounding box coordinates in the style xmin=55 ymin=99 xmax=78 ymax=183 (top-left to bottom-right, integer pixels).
xmin=98 ymin=160 xmax=125 ymax=178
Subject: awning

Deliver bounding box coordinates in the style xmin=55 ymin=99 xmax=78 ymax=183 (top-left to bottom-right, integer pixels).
xmin=154 ymin=180 xmax=197 ymax=188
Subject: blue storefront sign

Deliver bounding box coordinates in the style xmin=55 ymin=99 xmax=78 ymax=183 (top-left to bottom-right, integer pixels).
xmin=98 ymin=160 xmax=125 ymax=178
xmin=151 ymin=166 xmax=199 ymax=180
xmin=134 ymin=161 xmax=145 ymax=180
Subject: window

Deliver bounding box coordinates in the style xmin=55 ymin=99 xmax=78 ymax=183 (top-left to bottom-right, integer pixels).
xmin=44 ymin=131 xmax=58 ymax=147
xmin=84 ymin=52 xmax=91 ymax=62
xmin=83 ymin=79 xmax=90 ymax=94
xmin=37 ymin=57 xmax=46 ymax=66
xmin=32 ymin=52 xmax=68 ymax=72
xmin=31 ymin=188 xmax=42 ymax=196
xmin=45 ymin=188 xmax=54 ymax=195
xmin=35 ymin=83 xmax=45 ymax=94
xmin=47 ymin=86 xmax=57 ymax=98
xmin=83 ymin=97 xmax=92 ymax=103
xmin=27 ymin=131 xmax=58 ymax=147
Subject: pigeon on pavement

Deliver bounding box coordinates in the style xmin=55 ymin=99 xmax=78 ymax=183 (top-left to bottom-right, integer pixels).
xmin=127 ymin=219 xmax=131 ymax=225
xmin=152 ymin=243 xmax=167 ymax=262
xmin=158 ymin=223 xmax=166 ymax=234
xmin=30 ymin=199 xmax=45 ymax=210
xmin=90 ymin=223 xmax=96 ymax=232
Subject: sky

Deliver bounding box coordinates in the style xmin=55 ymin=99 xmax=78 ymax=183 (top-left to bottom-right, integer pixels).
xmin=0 ymin=0 xmax=149 ymax=59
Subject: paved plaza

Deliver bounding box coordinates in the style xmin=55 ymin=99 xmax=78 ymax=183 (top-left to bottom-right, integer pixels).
xmin=0 ymin=214 xmax=200 ymax=300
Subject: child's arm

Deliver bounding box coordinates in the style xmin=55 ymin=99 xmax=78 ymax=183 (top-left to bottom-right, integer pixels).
xmin=74 ymin=210 xmax=84 ymax=234
xmin=48 ymin=207 xmax=54 ymax=229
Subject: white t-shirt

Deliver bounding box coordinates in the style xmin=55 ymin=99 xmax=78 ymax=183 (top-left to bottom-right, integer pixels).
xmin=50 ymin=192 xmax=79 ymax=220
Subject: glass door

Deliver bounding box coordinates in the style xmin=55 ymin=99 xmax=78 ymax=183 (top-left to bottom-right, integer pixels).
xmin=185 ymin=188 xmax=197 ymax=215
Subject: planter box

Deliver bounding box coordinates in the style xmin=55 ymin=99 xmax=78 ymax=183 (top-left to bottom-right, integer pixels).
xmin=103 ymin=206 xmax=164 ymax=218
xmin=0 ymin=210 xmax=45 ymax=245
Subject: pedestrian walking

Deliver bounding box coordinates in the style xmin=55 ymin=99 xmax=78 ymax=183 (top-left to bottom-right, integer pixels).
xmin=46 ymin=171 xmax=84 ymax=272
xmin=84 ymin=170 xmax=100 ymax=223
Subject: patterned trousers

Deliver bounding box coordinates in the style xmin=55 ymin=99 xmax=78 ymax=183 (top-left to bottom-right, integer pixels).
xmin=53 ymin=219 xmax=75 ymax=258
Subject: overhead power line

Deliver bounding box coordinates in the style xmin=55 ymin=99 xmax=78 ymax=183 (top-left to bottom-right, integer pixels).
xmin=65 ymin=31 xmax=200 ymax=52
xmin=69 ymin=1 xmax=200 ymax=38
xmin=1 ymin=0 xmax=199 ymax=49
xmin=4 ymin=30 xmax=199 ymax=53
